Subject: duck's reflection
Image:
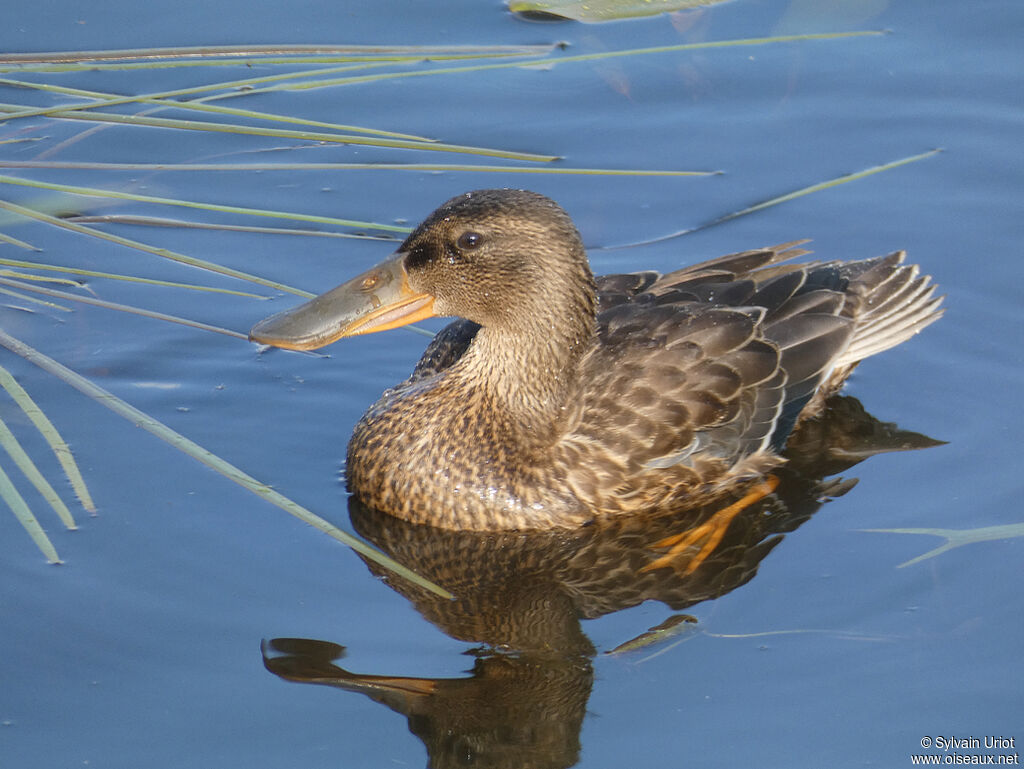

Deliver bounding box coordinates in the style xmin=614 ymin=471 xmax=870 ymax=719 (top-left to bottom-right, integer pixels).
xmin=262 ymin=395 xmax=940 ymax=769
xmin=264 ymin=638 xmax=592 ymax=769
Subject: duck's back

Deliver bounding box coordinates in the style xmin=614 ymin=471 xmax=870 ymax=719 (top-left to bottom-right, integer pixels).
xmin=548 ymin=243 xmax=942 ymax=515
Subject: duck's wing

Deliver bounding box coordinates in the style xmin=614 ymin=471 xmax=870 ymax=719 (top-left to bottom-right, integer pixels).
xmin=557 ymin=245 xmax=942 ymax=510
xmin=408 ymin=319 xmax=481 ymax=382
xmin=558 ymin=300 xmax=790 ymax=510
xmin=594 ymin=271 xmax=661 ymax=310
xmin=590 ymin=241 xmax=808 ymax=310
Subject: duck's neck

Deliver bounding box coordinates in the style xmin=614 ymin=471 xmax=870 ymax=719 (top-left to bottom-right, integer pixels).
xmin=454 ymin=272 xmax=597 ymax=450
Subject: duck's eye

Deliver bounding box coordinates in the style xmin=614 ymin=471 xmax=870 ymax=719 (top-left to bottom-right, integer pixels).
xmin=456 ymin=231 xmax=483 ymax=251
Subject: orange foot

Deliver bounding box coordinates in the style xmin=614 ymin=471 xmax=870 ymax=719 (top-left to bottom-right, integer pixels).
xmin=642 ymin=475 xmax=780 ymax=576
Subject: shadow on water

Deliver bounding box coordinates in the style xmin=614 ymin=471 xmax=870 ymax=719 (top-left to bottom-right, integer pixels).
xmin=262 ymin=395 xmax=942 ymax=769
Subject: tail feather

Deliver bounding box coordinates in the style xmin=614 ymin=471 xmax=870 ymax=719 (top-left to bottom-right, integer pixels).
xmin=836 ymin=252 xmax=945 ymax=367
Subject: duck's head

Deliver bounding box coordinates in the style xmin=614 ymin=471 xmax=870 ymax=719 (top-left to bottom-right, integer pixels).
xmin=249 ymin=189 xmax=596 ymax=351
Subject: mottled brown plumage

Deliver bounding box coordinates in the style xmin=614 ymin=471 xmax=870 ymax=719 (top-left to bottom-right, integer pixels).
xmin=263 ymin=398 xmax=943 ymax=769
xmin=250 ymin=189 xmax=944 ymax=530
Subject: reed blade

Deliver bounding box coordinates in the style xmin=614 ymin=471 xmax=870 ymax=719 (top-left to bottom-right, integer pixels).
xmin=0 ymin=459 xmax=62 ymax=563
xmin=0 ymin=330 xmax=453 ymax=599
xmin=0 ymin=258 xmax=268 ymax=299
xmin=0 ymin=277 xmax=249 ymax=340
xmin=0 ymin=160 xmax=715 ymax=177
xmin=0 ymin=365 xmax=95 ymax=513
xmin=0 ymin=231 xmax=40 ymax=250
xmin=0 ymin=197 xmax=314 ymax=297
xmin=0 ymin=174 xmax=410 ymax=235
xmin=0 ymin=413 xmax=77 ymax=528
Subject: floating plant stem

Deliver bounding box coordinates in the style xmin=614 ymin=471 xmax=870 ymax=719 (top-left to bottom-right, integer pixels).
xmin=603 ymin=149 xmax=943 ymax=248
xmin=0 ymin=286 xmax=71 ymax=311
xmin=60 ymin=215 xmax=401 ymax=242
xmin=0 ymin=364 xmax=95 ymax=514
xmin=0 ymin=42 xmax=554 ymax=66
xmin=0 ymin=414 xmax=77 ymax=529
xmin=0 ymin=174 xmax=415 ymax=234
xmin=256 ymin=31 xmax=885 ymax=94
xmin=0 ymin=198 xmax=315 ymax=297
xmin=0 ymin=160 xmax=715 ymax=177
xmin=0 ymin=277 xmax=250 ymax=340
xmin=0 ymin=104 xmax=557 ymax=163
xmin=699 ymin=148 xmax=944 ymax=230
xmin=0 ymin=257 xmax=268 ymax=299
xmin=0 ymin=76 xmax=437 ymax=141
xmin=860 ymin=523 xmax=1024 ymax=568
xmin=0 ymin=330 xmax=453 ymax=599
xmin=0 ymin=460 xmax=62 ymax=563
xmin=0 ymin=231 xmax=40 ymax=250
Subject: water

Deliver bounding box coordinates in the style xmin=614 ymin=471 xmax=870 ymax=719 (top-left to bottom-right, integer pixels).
xmin=1 ymin=1 xmax=1021 ymax=767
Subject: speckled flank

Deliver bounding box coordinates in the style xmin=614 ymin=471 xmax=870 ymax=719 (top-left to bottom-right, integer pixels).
xmin=334 ymin=189 xmax=944 ymax=530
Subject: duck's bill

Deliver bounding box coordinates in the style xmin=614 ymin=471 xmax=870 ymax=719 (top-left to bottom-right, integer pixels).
xmin=249 ymin=252 xmax=436 ymax=351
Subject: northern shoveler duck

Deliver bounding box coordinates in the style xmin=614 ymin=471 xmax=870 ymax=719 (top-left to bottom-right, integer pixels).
xmin=250 ymin=189 xmax=943 ymax=532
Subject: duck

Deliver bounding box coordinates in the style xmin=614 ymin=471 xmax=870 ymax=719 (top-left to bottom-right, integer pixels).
xmin=250 ymin=189 xmax=943 ymax=534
